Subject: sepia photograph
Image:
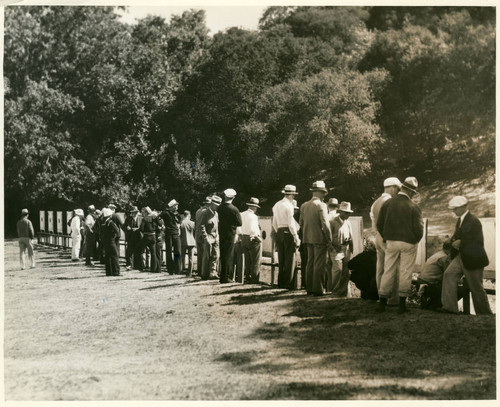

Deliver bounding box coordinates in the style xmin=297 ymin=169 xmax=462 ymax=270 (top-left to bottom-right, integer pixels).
xmin=2 ymin=0 xmax=497 ymax=401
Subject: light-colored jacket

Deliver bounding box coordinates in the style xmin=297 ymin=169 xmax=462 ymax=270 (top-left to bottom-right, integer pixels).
xmin=299 ymin=197 xmax=332 ymax=245
xmin=70 ymin=216 xmax=82 ymax=238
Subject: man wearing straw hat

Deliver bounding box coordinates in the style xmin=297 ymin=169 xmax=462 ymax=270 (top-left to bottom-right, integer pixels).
xmin=329 ymin=201 xmax=354 ymax=297
xmin=218 ymin=188 xmax=242 ymax=284
xmin=123 ymin=206 xmax=140 ymax=270
xmin=163 ymin=199 xmax=182 ymax=274
xmin=200 ymin=195 xmax=222 ymax=280
xmin=272 ymin=185 xmax=301 ymax=289
xmin=195 ymin=196 xmax=212 ymax=276
xmin=300 ymin=181 xmax=332 ymax=296
xmin=237 ymin=197 xmax=262 ymax=284
xmin=377 ymin=176 xmax=424 ymax=314
xmin=17 ymin=208 xmax=35 ymax=269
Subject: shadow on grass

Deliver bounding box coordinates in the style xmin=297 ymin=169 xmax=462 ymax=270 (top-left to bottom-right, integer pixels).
xmin=210 ymin=286 xmax=280 ymax=296
xmin=244 ymin=379 xmax=497 ymax=400
xmin=139 ymin=279 xmax=211 ymax=290
xmin=217 ymin=294 xmax=496 ymax=399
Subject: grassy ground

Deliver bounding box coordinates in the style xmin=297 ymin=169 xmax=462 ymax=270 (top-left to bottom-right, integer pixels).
xmin=3 ymin=240 xmax=496 ymax=400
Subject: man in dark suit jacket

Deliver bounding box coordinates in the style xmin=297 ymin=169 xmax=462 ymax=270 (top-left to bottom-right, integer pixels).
xmin=377 ymin=177 xmax=424 ymax=314
xmin=440 ymin=196 xmax=492 ymax=314
xmin=218 ymin=188 xmax=242 ymax=283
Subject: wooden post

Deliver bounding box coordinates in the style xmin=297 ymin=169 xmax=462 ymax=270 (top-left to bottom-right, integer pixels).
xmin=271 ymin=240 xmax=276 ymax=286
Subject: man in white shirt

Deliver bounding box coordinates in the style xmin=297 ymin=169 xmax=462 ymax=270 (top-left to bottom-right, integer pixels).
xmin=329 ymin=201 xmax=354 ymax=296
xmin=272 ymin=185 xmax=300 ymax=289
xmin=70 ymin=209 xmax=84 ymax=261
xmin=84 ymin=205 xmax=97 ymax=266
xmin=237 ymin=197 xmax=262 ymax=283
xmin=370 ymin=177 xmax=401 ymax=306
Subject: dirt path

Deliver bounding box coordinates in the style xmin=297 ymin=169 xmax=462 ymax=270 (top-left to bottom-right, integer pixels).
xmin=3 ymin=240 xmax=496 ymax=400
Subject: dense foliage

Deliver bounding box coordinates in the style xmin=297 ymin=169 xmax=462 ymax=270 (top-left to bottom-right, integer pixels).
xmin=4 ymin=6 xmax=495 ymax=232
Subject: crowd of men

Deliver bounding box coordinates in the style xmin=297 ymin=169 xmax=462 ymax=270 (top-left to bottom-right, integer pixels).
xmin=17 ymin=177 xmax=493 ymax=315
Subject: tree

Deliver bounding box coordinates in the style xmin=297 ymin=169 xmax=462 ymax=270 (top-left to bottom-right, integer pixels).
xmin=359 ymin=9 xmax=495 ymax=173
xmin=238 ymin=69 xmax=386 ymax=201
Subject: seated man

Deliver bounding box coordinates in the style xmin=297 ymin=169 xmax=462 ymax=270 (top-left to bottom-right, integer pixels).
xmin=348 ymin=238 xmax=378 ymax=301
xmin=415 ymin=241 xmax=455 ymax=310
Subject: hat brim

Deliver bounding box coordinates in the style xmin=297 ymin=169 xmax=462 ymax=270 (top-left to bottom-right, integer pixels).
xmin=339 ymin=209 xmax=354 ymax=213
xmin=282 ymin=190 xmax=299 ymax=195
xmin=401 ymin=185 xmax=417 ymax=193
xmin=246 ymin=203 xmax=260 ymax=208
xmin=310 ymin=188 xmax=328 ymax=193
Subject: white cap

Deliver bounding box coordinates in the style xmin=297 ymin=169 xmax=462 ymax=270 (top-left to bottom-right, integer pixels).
xmin=223 ymin=188 xmax=237 ymax=198
xmin=102 ymin=208 xmax=113 ymax=217
xmin=448 ymin=196 xmax=468 ymax=209
xmin=168 ymin=199 xmax=179 ymax=208
xmin=74 ymin=209 xmax=84 ymax=216
xmin=383 ymin=177 xmax=402 ymax=187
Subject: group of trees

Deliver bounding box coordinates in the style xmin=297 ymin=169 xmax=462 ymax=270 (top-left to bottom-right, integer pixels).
xmin=4 ymin=6 xmax=495 ymax=232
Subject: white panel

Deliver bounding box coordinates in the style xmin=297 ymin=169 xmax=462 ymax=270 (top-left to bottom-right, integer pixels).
xmin=39 ymin=210 xmax=45 ymax=232
xmin=56 ymin=211 xmax=63 ymax=234
xmin=47 ymin=211 xmax=54 ymax=233
xmin=415 ymin=218 xmax=428 ymax=266
xmin=258 ymin=216 xmax=273 ymax=256
xmin=480 ymin=218 xmax=495 ymax=271
xmin=348 ymin=216 xmax=363 ymax=257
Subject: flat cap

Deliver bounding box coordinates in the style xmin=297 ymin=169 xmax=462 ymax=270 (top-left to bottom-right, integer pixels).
xmin=223 ymin=188 xmax=237 ymax=198
xmin=383 ymin=177 xmax=402 ymax=187
xmin=448 ymin=196 xmax=468 ymax=209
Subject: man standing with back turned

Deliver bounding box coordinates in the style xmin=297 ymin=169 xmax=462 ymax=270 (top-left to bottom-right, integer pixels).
xmin=218 ymin=188 xmax=242 ymax=284
xmin=300 ymin=181 xmax=332 ymax=296
xmin=377 ymin=177 xmax=423 ymax=314
xmin=17 ymin=208 xmax=35 ymax=269
xmin=272 ymin=185 xmax=301 ymax=289
xmin=370 ymin=177 xmax=401 ymax=306
xmin=440 ymin=196 xmax=492 ymax=314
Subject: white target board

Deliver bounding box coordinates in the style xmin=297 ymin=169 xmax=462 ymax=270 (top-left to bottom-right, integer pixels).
xmin=66 ymin=211 xmax=73 ymax=235
xmin=47 ymin=211 xmax=54 ymax=233
xmin=56 ymin=211 xmax=63 ymax=234
xmin=39 ymin=210 xmax=45 ymax=232
xmin=481 ymin=218 xmax=495 ymax=271
xmin=258 ymin=216 xmax=273 ymax=257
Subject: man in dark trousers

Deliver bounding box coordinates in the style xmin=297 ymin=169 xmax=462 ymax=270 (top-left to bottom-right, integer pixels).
xmin=102 ymin=208 xmax=120 ymax=276
xmin=195 ymin=196 xmax=212 ymax=276
xmin=123 ymin=206 xmax=140 ymax=270
xmin=84 ymin=205 xmax=97 ymax=267
xmin=272 ymin=185 xmax=301 ymax=290
xmin=163 ymin=199 xmax=182 ymax=274
xmin=377 ymin=176 xmax=424 ymax=314
xmin=218 ymin=188 xmax=242 ymax=284
xmin=300 ymin=181 xmax=332 ymax=296
xmin=440 ymin=196 xmax=492 ymax=314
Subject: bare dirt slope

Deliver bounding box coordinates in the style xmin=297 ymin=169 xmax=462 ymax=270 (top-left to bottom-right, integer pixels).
xmin=3 ymin=240 xmax=496 ymax=400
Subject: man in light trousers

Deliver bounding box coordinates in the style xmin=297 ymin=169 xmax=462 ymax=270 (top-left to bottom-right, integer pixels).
xmin=377 ymin=177 xmax=423 ymax=314
xmin=370 ymin=177 xmax=401 ymax=305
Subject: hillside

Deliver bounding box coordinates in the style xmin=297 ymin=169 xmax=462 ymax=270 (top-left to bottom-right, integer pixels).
xmin=416 ymin=167 xmax=495 ymax=236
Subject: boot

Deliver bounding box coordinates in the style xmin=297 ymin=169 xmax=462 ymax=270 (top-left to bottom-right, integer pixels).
xmin=377 ymin=297 xmax=387 ymax=313
xmin=398 ymin=296 xmax=408 ymax=314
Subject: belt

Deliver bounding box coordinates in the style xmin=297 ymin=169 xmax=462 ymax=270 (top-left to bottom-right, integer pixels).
xmin=142 ymin=232 xmax=155 ymax=235
xmin=277 ymin=227 xmax=289 ymax=231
